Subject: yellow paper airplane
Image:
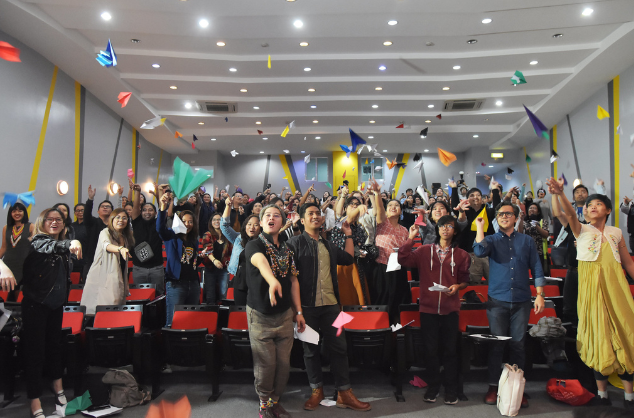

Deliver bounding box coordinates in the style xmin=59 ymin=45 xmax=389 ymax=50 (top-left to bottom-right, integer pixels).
xmin=470 ymin=208 xmax=489 ymax=232
xmin=597 ymin=105 xmax=610 ymax=120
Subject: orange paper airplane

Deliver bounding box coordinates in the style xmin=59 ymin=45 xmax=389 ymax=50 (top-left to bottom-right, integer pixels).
xmin=438 ymin=148 xmax=457 ymax=167
xmin=0 ymin=42 xmax=20 ymax=62
xmin=175 ymin=131 xmax=183 ymax=139
xmin=386 ymin=158 xmax=397 ymax=169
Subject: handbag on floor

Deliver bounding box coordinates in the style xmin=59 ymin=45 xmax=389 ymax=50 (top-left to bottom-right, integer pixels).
xmin=546 ymin=378 xmax=595 ymax=406
xmin=497 ymin=364 xmax=525 ymax=416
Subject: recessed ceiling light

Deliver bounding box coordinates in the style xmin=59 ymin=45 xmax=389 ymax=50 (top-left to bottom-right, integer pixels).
xmin=260 ymin=151 xmax=264 ymax=154
xmin=388 ymin=20 xmax=398 ymax=25
xmin=482 ymin=18 xmax=492 ymax=24
xmin=442 ymin=86 xmax=450 ymax=91
xmin=199 ymin=19 xmax=209 ymax=28
xmin=369 ymin=120 xmax=376 ymax=123
xmin=553 ymin=33 xmax=564 ymax=38
xmin=284 ymin=150 xmax=289 ymax=153
xmin=301 ymin=151 xmax=305 ymax=153
xmin=308 ymin=88 xmax=315 ymax=92
xmin=263 ymin=137 xmax=268 ymax=140
xmin=198 ymin=122 xmax=205 ymax=125
xmin=315 ymin=136 xmax=321 ymax=139
xmin=496 ymin=100 xmax=503 ymax=106
xmin=372 ymin=105 xmax=378 ymax=109
xmin=253 ymin=106 xmax=259 ymax=110
xmin=425 ymin=120 xmax=432 ymax=123
xmin=473 ymin=134 xmax=479 ymax=138
xmin=210 ymin=138 xmax=216 ymax=141
xmin=299 ymin=42 xmax=309 ymax=47
xmin=310 ymin=105 xmax=316 ymax=108
xmin=379 ymin=65 xmax=387 ymax=71
xmin=313 ymin=120 xmax=318 ymax=123
xmin=229 ymin=68 xmax=237 ymax=72
xmin=293 ymin=19 xmax=303 ymax=28
xmin=426 ymin=42 xmax=435 ymax=47
xmin=582 ymin=8 xmax=593 ymax=16
xmin=240 ymin=89 xmax=248 ymax=92
xmin=467 ymin=39 xmax=478 ymax=44
xmin=184 ymin=102 xmax=192 ymax=109
xmin=130 ymin=39 xmax=140 ymax=43
xmin=424 ymin=149 xmax=429 ymax=152
xmin=256 ymin=121 xmax=261 ymax=125
xmin=383 ymin=41 xmax=393 ymax=46
xmin=453 ymin=65 xmax=461 ymax=70
xmin=287 ymin=0 xmax=296 ymax=2
xmin=488 ymin=165 xmax=494 ymax=168
xmin=428 ymin=104 xmax=434 ymax=108
xmin=304 ymin=67 xmax=311 ymax=72
xmin=152 ymin=63 xmax=161 ymax=68
xmin=169 ymin=85 xmax=177 ymax=90
xmin=216 ymin=41 xmax=226 ymax=47
xmin=101 ymin=12 xmax=112 ymax=21
xmin=485 ymin=118 xmax=489 ymax=121
xmin=375 ymin=87 xmax=383 ymax=91
xmin=383 ymin=150 xmax=388 ymax=152
xmin=368 ymin=136 xmax=374 ymax=139
xmin=530 ymin=60 xmax=538 ymax=65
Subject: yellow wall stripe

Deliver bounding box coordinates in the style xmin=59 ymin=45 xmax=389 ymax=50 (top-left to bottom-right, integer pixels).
xmin=332 ymin=151 xmax=358 ymax=193
xmin=28 ymin=66 xmax=58 ymax=215
xmin=131 ymin=128 xmax=137 ymax=183
xmin=552 ymin=125 xmax=558 ymax=180
xmin=74 ymin=81 xmax=81 ymax=206
xmin=393 ymin=153 xmax=410 ymax=197
xmin=524 ymin=147 xmax=534 ymax=197
xmin=613 ymin=75 xmax=620 ymax=228
xmin=154 ymin=149 xmax=163 ymax=204
xmin=279 ymin=155 xmax=297 ymax=194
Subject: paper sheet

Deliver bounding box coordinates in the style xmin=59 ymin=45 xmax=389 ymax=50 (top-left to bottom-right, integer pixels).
xmin=386 ymin=252 xmax=401 ymax=272
xmin=0 ymin=303 xmax=11 ymax=330
xmin=320 ymin=400 xmax=337 ymax=407
xmin=81 ymin=406 xmax=123 ymax=417
xmin=428 ymin=282 xmax=449 ymax=292
xmin=469 ymin=334 xmax=512 ymax=341
xmin=294 ymin=323 xmax=320 ymax=345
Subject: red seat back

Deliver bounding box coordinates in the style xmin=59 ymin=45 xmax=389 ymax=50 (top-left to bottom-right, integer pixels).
xmin=550 ymin=268 xmax=567 ymax=278
xmin=343 ymin=309 xmax=390 ymax=330
xmin=459 ymin=285 xmax=488 ymax=301
xmin=399 ymin=310 xmax=420 ymax=327
xmin=226 ymin=288 xmax=234 ymax=300
xmin=171 ymin=311 xmax=218 ymax=334
xmin=16 ymin=291 xmax=23 ymax=302
xmin=68 ymin=289 xmax=83 ymax=303
xmin=70 ymin=272 xmax=81 ymax=285
xmin=94 ymin=311 xmax=142 ymax=333
xmin=0 ymin=290 xmax=8 ymax=301
xmin=62 ymin=309 xmax=85 ymax=335
xmin=529 ymin=307 xmax=557 ymax=324
xmin=227 ymin=310 xmax=248 ymax=330
xmin=410 ymin=287 xmax=419 ymax=304
xmin=459 ymin=309 xmax=489 ymax=332
xmin=126 ymin=288 xmax=156 ymax=301
xmin=531 ymin=285 xmax=560 ymax=297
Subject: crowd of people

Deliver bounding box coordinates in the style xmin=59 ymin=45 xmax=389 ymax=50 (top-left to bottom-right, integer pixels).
xmin=0 ymin=173 xmax=633 ymax=418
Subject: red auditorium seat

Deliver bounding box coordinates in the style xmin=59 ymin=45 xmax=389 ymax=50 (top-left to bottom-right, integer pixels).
xmin=221 ymin=306 xmax=252 ymax=369
xmin=70 ymin=272 xmax=81 ymax=285
xmin=68 ymin=284 xmax=84 ymax=303
xmin=93 ymin=305 xmax=143 ymax=333
xmin=62 ymin=305 xmax=86 ymax=335
xmin=342 ymin=305 xmax=392 ymax=369
xmin=127 ymin=284 xmax=156 ymax=302
xmin=458 ymin=304 xmax=489 ymax=333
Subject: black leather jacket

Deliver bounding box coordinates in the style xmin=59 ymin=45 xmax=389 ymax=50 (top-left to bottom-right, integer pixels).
xmin=287 ymin=231 xmax=354 ymax=307
xmin=22 ymin=234 xmax=72 ymax=308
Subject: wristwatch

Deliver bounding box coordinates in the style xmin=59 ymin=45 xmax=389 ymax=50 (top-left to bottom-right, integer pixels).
xmin=536 ymin=292 xmax=545 ymax=298
xmin=296 ymin=311 xmax=303 ymax=316
xmin=345 ymin=235 xmax=353 ymax=239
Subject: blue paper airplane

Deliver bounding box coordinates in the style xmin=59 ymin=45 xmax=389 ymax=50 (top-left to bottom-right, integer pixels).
xmin=348 ymin=129 xmax=367 ymax=152
xmin=96 ymin=39 xmax=117 ymax=67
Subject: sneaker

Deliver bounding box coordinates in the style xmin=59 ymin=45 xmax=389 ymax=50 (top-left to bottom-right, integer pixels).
xmin=53 ymin=390 xmax=67 ymax=406
xmin=444 ymin=394 xmax=459 ymax=405
xmin=161 ymin=364 xmax=172 ymax=374
xmin=30 ymin=409 xmax=45 ymax=418
xmin=588 ymin=396 xmax=612 ymax=407
xmin=423 ymin=386 xmax=439 ymax=403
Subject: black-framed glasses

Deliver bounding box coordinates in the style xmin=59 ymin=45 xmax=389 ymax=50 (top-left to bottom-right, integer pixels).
xmin=439 ymin=224 xmax=455 ymax=230
xmin=497 ymin=211 xmax=515 ymax=218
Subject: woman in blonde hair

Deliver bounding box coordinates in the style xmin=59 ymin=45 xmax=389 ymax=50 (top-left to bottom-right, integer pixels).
xmin=81 ymin=208 xmax=134 ymax=315
xmin=21 ymin=208 xmax=82 ymax=418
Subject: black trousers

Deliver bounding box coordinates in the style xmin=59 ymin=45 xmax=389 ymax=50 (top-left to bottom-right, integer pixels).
xmin=419 ymin=311 xmax=459 ymax=396
xmin=21 ymin=299 xmax=64 ymax=399
xmin=302 ymin=305 xmax=351 ymax=390
xmin=562 ymin=268 xmax=579 ymax=324
xmin=234 ymin=288 xmax=247 ymax=306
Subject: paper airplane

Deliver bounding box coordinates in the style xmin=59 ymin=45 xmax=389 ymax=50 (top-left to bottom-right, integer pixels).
xmin=175 ymin=131 xmax=183 ymax=139
xmin=436 ymin=114 xmax=442 ymax=120
xmin=332 ymin=311 xmax=354 ymax=336
xmin=396 ymin=123 xmax=405 ymax=129
xmin=470 ymin=208 xmax=489 ymax=232
xmin=172 ymin=214 xmax=188 ymax=234
xmin=420 ymin=128 xmax=428 ymax=138
xmin=127 ymin=169 xmax=134 ymax=179
xmin=428 ymin=282 xmax=450 ymax=292
xmin=561 ymin=173 xmax=568 ymax=186
xmin=96 ymin=39 xmax=117 ymax=67
xmin=511 ymin=70 xmax=526 ymax=85
xmin=348 ymin=129 xmax=367 ymax=152
xmin=505 ymin=174 xmax=512 ymax=180
xmin=230 ymin=150 xmax=239 ymax=157
xmin=550 ymin=150 xmax=559 ymax=164
xmin=617 ymin=125 xmax=623 ymax=135
xmin=281 ymin=125 xmax=290 ymax=137
xmin=117 ymin=92 xmax=131 ymax=108
xmin=415 ymin=214 xmax=426 ymax=227
xmin=191 ymin=142 xmax=195 ymax=149
xmin=374 ymin=166 xmax=382 ymax=171
xmin=597 ymin=106 xmax=610 ymax=120
xmin=145 ymin=396 xmax=191 ymax=418
xmin=140 ymin=116 xmax=166 ymax=129
xmin=225 ymin=117 xmax=228 ymax=122
xmin=523 ymin=105 xmax=549 ymax=140
xmin=386 ymin=158 xmax=396 ymax=170
xmin=438 ymin=148 xmax=457 ymax=167
xmin=283 ymin=149 xmax=290 ymax=153
xmin=257 ymin=130 xmax=263 ymax=135
xmin=413 ymin=153 xmax=422 ymax=161
xmin=525 ymin=154 xmax=532 ymax=163
xmin=0 ymin=41 xmax=21 ymax=62
xmin=289 ymin=120 xmax=295 ymax=129
xmin=413 ymin=160 xmax=424 ymax=172
xmin=507 ymin=167 xmax=514 ymax=174
xmin=304 ymin=154 xmax=310 ymax=164
xmin=342 ymin=170 xmax=346 ymax=179
xmin=339 ymin=144 xmax=352 ymax=158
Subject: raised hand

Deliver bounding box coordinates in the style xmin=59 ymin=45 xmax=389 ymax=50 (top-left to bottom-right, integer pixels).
xmin=88 ymin=185 xmax=96 ymax=200
xmin=545 ymin=177 xmax=563 ymax=195
xmin=70 ymin=240 xmax=83 ymax=259
xmin=454 ymin=200 xmax=470 ymax=212
xmin=225 ymin=196 xmax=232 ymax=206
xmin=448 ymin=179 xmax=457 ymax=188
xmin=408 ymin=224 xmax=419 ymax=240
xmin=475 ymin=217 xmax=485 ymax=228
xmin=624 ymin=196 xmax=632 ymax=205
xmin=308 ymin=184 xmax=315 ymax=193
xmin=341 ymin=220 xmax=352 ymax=236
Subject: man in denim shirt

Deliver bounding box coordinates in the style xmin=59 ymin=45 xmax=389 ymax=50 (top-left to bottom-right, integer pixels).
xmin=474 ymin=202 xmax=545 ymax=409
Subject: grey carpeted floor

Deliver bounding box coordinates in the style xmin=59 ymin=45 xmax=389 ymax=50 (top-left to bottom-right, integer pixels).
xmin=3 ymin=365 xmax=632 ymax=418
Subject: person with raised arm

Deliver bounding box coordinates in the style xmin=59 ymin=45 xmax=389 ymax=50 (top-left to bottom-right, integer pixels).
xmin=474 ymin=201 xmax=545 ymax=409
xmin=287 ymin=202 xmax=371 ymax=412
xmin=547 ymin=177 xmax=634 ymax=409
xmin=245 ymin=204 xmax=304 ymax=418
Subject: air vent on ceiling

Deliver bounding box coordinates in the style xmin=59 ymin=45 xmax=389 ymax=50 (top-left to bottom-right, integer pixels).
xmin=443 ymin=99 xmax=485 ymax=111
xmin=195 ymin=101 xmax=238 ymax=113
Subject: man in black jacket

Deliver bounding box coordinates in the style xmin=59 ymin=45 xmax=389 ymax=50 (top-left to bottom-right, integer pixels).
xmin=287 ymin=203 xmax=371 ymax=412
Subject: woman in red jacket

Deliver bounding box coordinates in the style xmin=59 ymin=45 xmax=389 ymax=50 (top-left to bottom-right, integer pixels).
xmin=398 ymin=215 xmax=470 ymax=406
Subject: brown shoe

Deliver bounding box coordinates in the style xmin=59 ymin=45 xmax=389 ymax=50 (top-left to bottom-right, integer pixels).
xmin=336 ymin=388 xmax=371 ymax=411
xmin=484 ymin=385 xmax=497 ymax=405
xmin=304 ymin=387 xmax=324 ymax=411
xmin=521 ymin=394 xmax=529 ymax=408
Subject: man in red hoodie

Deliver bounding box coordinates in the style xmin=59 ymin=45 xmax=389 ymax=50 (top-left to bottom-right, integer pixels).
xmin=398 ymin=214 xmax=471 ymax=405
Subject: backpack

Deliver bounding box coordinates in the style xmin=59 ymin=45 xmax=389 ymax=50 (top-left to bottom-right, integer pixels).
xmin=102 ymin=369 xmax=151 ymax=408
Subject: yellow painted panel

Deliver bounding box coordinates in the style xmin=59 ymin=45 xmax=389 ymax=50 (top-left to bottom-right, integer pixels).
xmin=332 ymin=151 xmax=358 ymax=193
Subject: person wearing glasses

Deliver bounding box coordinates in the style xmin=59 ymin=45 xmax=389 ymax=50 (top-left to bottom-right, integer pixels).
xmin=474 ymin=202 xmax=545 ymax=409
xmin=398 ymin=215 xmax=470 ymax=405
xmin=82 ymin=185 xmax=114 ymax=278
xmin=81 ymin=208 xmax=134 ymax=315
xmin=20 ymin=208 xmax=82 ymax=418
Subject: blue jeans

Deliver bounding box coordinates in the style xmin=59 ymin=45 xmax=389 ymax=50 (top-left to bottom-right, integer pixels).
xmin=165 ymin=280 xmax=200 ymax=326
xmin=486 ymin=296 xmax=532 ymax=385
xmin=203 ymin=267 xmax=229 ymax=304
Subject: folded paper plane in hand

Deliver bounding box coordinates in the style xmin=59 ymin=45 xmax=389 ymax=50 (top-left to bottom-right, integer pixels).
xmin=0 ymin=41 xmax=21 ymax=62
xmin=332 ymin=311 xmax=354 ymax=336
xmin=386 ymin=252 xmax=401 ymax=272
xmin=561 ymin=172 xmax=568 ymax=186
xmin=127 ymin=169 xmax=134 ymax=179
xmin=171 ymin=213 xmax=188 ymax=234
xmin=96 ymin=39 xmax=117 ymax=67
xmin=428 ymin=282 xmax=450 ymax=292
xmin=140 ymin=116 xmax=165 ymax=129
xmin=117 ymin=92 xmax=131 ymax=108
xmin=414 ymin=214 xmax=426 ymax=227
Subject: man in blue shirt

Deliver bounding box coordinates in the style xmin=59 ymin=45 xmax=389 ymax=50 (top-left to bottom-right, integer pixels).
xmin=474 ymin=202 xmax=545 ymax=409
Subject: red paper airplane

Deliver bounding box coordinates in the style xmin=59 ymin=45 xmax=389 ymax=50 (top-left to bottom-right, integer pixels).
xmin=436 ymin=114 xmax=442 ymax=120
xmin=258 ymin=130 xmax=263 ymax=135
xmin=0 ymin=42 xmax=20 ymax=62
xmin=396 ymin=123 xmax=405 ymax=129
xmin=117 ymin=92 xmax=132 ymax=108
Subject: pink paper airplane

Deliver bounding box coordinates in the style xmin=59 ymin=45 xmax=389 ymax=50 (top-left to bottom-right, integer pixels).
xmin=332 ymin=311 xmax=354 ymax=336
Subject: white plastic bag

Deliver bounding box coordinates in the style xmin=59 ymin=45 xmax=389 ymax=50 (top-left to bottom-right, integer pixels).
xmin=497 ymin=364 xmax=525 ymax=416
